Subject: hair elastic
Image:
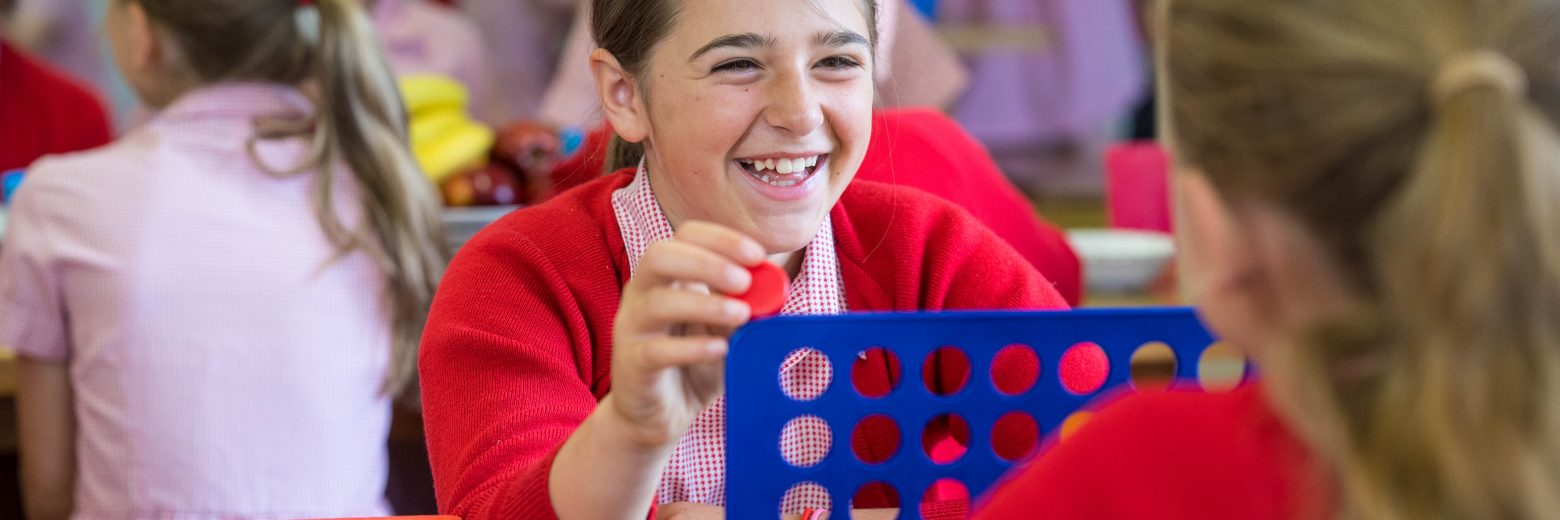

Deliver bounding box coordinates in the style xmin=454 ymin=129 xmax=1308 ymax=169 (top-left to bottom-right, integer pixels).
xmin=1431 ymin=50 xmax=1527 ymax=105
xmin=295 ymin=0 xmax=321 ymax=45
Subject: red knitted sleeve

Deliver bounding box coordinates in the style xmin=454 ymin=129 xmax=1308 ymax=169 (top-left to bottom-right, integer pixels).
xmin=922 ymin=199 xmax=1070 ymax=312
xmin=419 ymin=227 xmax=601 ymax=520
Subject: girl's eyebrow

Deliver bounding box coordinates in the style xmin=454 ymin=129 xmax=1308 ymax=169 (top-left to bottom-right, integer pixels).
xmin=689 ymin=30 xmax=869 ymax=62
xmin=690 ymin=33 xmax=777 ymax=61
xmin=816 ymin=30 xmax=869 ymax=49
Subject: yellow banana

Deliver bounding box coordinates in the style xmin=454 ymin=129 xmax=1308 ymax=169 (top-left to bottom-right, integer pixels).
xmin=413 ymin=122 xmax=495 ymax=183
xmin=399 ymin=74 xmax=469 ymax=116
xmin=409 ymin=108 xmax=466 ymax=148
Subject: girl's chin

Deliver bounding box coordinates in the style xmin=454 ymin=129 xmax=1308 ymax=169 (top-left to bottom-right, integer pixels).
xmin=743 ymin=216 xmax=829 ymax=254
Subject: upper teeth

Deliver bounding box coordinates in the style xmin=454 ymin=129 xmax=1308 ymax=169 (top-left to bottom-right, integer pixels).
xmin=743 ymin=156 xmax=821 ymax=174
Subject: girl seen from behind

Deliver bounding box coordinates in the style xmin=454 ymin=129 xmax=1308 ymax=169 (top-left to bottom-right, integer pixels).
xmin=2 ymin=0 xmax=445 ymax=518
xmin=979 ymin=0 xmax=1560 ymax=518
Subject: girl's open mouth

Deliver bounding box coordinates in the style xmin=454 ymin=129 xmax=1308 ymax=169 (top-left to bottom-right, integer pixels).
xmin=736 ymin=154 xmax=828 ymax=187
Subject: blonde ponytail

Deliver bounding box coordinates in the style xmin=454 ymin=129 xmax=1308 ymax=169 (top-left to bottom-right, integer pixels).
xmin=311 ymin=0 xmax=447 ymax=397
xmin=1284 ymin=55 xmax=1560 ymax=520
xmin=1162 ymin=0 xmax=1560 ymax=517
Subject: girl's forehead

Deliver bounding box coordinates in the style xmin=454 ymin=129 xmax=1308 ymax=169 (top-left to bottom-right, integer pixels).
xmin=665 ymin=0 xmax=872 ymax=45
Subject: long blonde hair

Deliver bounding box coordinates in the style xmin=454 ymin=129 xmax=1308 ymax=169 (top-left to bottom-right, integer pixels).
xmin=130 ymin=0 xmax=446 ymax=396
xmin=1161 ymin=0 xmax=1560 ymax=517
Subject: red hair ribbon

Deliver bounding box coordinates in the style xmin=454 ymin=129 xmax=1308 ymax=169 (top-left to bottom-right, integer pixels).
xmin=299 ymin=0 xmax=315 ymax=6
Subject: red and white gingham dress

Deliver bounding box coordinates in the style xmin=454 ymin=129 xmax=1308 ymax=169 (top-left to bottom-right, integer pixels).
xmin=612 ymin=165 xmax=844 ymax=513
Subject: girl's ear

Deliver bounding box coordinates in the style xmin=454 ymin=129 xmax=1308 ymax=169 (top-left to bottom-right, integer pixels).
xmin=1175 ymin=168 xmax=1274 ymax=349
xmin=1176 ymin=169 xmax=1241 ymax=305
xmin=125 ymin=2 xmax=162 ymax=72
xmin=590 ymin=48 xmax=650 ymax=144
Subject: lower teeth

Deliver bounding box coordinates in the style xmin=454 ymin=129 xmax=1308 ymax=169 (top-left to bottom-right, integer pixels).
xmin=743 ymin=160 xmax=820 ymax=187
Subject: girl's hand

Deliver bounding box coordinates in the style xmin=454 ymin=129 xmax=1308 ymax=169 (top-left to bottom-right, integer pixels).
xmin=607 ymin=221 xmax=765 ymax=449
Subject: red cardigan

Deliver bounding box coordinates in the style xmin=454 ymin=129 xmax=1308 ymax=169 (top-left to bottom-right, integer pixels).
xmin=420 ymin=170 xmax=1068 ymax=519
xmin=975 ymin=385 xmax=1322 ymax=519
xmin=860 ymin=109 xmax=1081 ymax=305
xmin=546 ymin=109 xmax=1083 ymax=305
xmin=0 ymin=41 xmax=112 ymax=172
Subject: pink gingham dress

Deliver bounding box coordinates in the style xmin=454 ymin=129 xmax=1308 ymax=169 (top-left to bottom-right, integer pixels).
xmin=0 ymin=84 xmax=394 ymax=519
xmin=612 ymin=165 xmax=843 ymax=513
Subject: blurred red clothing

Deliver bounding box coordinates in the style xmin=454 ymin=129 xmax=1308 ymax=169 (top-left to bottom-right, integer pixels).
xmin=1 ymin=41 xmax=113 ymax=172
xmin=976 ymin=385 xmax=1320 ymax=519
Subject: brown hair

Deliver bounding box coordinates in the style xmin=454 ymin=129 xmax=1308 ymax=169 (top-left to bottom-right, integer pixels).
xmin=591 ymin=0 xmax=880 ymax=172
xmin=130 ymin=0 xmax=446 ymax=396
xmin=1161 ymin=0 xmax=1560 ymax=517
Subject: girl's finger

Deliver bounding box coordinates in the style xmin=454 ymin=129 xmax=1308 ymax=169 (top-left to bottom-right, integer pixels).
xmin=634 ymin=240 xmax=753 ymax=295
xmin=632 ymin=286 xmax=751 ymax=331
xmin=675 ymin=221 xmax=767 ymax=266
xmin=637 ymin=336 xmax=729 ymax=371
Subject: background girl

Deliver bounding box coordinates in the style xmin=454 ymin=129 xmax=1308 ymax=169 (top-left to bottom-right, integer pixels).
xmin=979 ymin=0 xmax=1560 ymax=517
xmin=2 ymin=0 xmax=445 ymax=517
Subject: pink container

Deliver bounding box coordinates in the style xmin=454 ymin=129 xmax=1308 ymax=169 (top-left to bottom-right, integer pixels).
xmin=1105 ymin=141 xmax=1173 ymax=233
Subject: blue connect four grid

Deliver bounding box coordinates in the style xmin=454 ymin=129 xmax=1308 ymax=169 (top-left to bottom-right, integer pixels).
xmin=725 ymin=307 xmax=1231 ymax=519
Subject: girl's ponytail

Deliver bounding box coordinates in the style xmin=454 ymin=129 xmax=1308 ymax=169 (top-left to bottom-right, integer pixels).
xmin=1295 ymin=49 xmax=1560 ymax=520
xmin=310 ymin=0 xmax=447 ymax=397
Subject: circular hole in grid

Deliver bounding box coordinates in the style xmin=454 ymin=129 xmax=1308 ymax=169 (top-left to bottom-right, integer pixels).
xmin=850 ymin=414 xmax=901 ymax=465
xmin=850 ymin=481 xmax=902 ymax=519
xmin=921 ymin=346 xmax=972 ymax=397
xmin=780 ymin=347 xmax=832 ymax=402
xmin=1130 ymin=341 xmax=1178 ymax=391
xmin=851 ymin=346 xmax=902 ymax=399
xmin=780 ymin=415 xmax=831 ymax=468
xmin=780 ymin=481 xmax=831 ymax=518
xmin=918 ymin=478 xmax=970 ymax=519
xmin=1060 ymin=411 xmax=1095 ymax=441
xmin=990 ymin=344 xmax=1040 ymax=396
xmin=921 ymin=413 xmax=971 ymax=465
xmin=1198 ymin=342 xmax=1247 ymax=393
xmin=991 ymin=412 xmax=1041 ymax=462
xmin=1059 ymin=341 xmax=1110 ymax=395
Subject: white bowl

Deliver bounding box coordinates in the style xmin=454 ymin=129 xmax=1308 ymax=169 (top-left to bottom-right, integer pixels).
xmin=442 ymin=205 xmax=521 ymax=251
xmin=1067 ymin=228 xmax=1175 ymax=294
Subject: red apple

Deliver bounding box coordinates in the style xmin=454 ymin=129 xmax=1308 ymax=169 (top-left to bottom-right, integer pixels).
xmin=470 ymin=163 xmax=524 ymax=206
xmin=493 ymin=120 xmax=562 ymax=177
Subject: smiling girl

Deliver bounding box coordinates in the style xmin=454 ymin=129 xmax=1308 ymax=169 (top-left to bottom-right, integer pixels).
xmin=417 ymin=1 xmax=1068 ymax=519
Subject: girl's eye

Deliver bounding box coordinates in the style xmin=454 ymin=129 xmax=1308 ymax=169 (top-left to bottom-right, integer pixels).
xmin=714 ymin=59 xmax=760 ymax=73
xmin=817 ymin=56 xmax=863 ymax=70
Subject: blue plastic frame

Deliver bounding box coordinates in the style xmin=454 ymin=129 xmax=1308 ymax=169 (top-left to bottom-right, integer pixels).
xmin=725 ymin=307 xmax=1224 ymax=519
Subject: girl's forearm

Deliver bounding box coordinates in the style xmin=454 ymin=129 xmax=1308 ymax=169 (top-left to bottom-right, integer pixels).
xmin=550 ymin=394 xmax=675 ymax=519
